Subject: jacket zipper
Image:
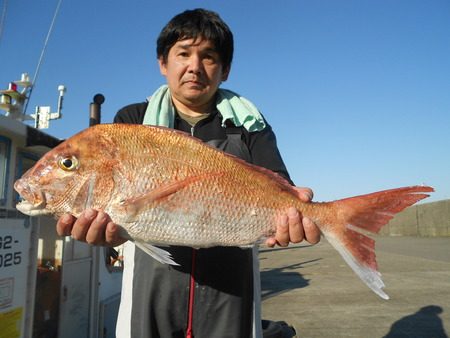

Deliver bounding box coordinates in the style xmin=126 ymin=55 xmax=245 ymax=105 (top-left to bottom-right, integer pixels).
xmin=186 ymin=125 xmax=196 ymax=338
xmin=186 ymin=248 xmax=197 ymax=338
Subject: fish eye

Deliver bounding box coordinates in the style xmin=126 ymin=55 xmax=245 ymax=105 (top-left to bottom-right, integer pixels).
xmin=58 ymin=156 xmax=79 ymax=171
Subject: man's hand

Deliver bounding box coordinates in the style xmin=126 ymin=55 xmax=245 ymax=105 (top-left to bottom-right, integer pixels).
xmin=266 ymin=187 xmax=321 ymax=247
xmin=56 ymin=209 xmax=127 ymax=247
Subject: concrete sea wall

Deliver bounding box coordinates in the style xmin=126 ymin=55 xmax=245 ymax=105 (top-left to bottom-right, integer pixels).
xmin=380 ymin=199 xmax=450 ymax=237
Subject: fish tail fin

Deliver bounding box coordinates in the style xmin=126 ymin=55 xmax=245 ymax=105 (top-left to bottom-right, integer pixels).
xmin=317 ymin=185 xmax=433 ymax=299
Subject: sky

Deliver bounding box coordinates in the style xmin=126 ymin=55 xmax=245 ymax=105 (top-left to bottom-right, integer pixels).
xmin=1 ymin=0 xmax=449 ymax=203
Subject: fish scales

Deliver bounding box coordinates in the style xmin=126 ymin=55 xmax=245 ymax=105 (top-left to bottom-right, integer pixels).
xmin=106 ymin=125 xmax=300 ymax=246
xmin=14 ymin=123 xmax=433 ymax=299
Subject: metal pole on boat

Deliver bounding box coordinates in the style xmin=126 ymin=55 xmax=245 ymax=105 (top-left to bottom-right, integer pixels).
xmin=89 ymin=93 xmax=104 ymax=126
xmin=88 ymin=92 xmax=105 ymax=337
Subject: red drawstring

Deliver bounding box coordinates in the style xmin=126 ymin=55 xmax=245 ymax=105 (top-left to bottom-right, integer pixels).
xmin=186 ymin=248 xmax=197 ymax=338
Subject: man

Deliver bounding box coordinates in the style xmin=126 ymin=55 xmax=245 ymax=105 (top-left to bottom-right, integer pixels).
xmin=57 ymin=8 xmax=320 ymax=338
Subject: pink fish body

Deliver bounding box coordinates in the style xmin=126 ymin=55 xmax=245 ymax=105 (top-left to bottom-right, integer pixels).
xmin=14 ymin=124 xmax=433 ymax=299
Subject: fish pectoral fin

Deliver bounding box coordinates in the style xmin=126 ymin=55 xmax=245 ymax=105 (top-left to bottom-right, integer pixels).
xmin=133 ymin=241 xmax=179 ymax=266
xmin=120 ymin=173 xmax=223 ymax=220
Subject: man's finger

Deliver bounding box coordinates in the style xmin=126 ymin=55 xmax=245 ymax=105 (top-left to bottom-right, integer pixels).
xmin=56 ymin=213 xmax=75 ymax=236
xmin=296 ymin=187 xmax=314 ymax=202
xmin=106 ymin=222 xmax=128 ymax=247
xmin=303 ymin=217 xmax=321 ymax=244
xmin=265 ymin=237 xmax=277 ymax=247
xmin=85 ymin=211 xmax=108 ymax=245
xmin=287 ymin=207 xmax=304 ymax=243
xmin=71 ymin=209 xmax=97 ymax=241
xmin=275 ymin=213 xmax=289 ymax=247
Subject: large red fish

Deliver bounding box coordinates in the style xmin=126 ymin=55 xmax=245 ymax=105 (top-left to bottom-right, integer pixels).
xmin=14 ymin=124 xmax=433 ymax=299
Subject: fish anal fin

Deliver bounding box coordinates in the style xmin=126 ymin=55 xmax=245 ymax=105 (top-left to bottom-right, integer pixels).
xmin=133 ymin=241 xmax=179 ymax=266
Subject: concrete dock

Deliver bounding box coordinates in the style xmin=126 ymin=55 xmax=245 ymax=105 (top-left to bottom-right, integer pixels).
xmin=260 ymin=237 xmax=450 ymax=337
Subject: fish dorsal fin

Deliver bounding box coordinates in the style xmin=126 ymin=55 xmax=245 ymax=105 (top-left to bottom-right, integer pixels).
xmin=133 ymin=240 xmax=179 ymax=265
xmin=119 ymin=172 xmax=223 ymax=220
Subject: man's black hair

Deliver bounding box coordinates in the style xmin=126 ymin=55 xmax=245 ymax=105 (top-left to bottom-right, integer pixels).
xmin=157 ymin=8 xmax=234 ymax=70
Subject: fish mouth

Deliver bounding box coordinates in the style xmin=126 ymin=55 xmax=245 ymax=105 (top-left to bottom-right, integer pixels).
xmin=14 ymin=180 xmax=50 ymax=216
xmin=16 ymin=198 xmax=50 ymax=216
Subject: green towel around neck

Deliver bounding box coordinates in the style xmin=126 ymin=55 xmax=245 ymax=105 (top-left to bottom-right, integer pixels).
xmin=143 ymin=85 xmax=266 ymax=132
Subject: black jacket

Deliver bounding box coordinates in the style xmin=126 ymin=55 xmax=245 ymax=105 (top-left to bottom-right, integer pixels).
xmin=114 ymin=102 xmax=292 ymax=338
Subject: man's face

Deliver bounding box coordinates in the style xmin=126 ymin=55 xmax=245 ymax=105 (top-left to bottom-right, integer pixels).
xmin=159 ymin=38 xmax=230 ymax=114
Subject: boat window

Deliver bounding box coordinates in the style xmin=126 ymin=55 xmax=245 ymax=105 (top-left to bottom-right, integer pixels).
xmin=0 ymin=136 xmax=11 ymax=206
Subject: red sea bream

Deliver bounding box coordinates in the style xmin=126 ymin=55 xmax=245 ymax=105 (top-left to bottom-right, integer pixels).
xmin=14 ymin=124 xmax=433 ymax=299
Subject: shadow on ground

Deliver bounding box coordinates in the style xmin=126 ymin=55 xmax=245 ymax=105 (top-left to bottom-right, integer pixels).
xmin=383 ymin=305 xmax=448 ymax=338
xmin=260 ymin=258 xmax=320 ymax=300
xmin=260 ymin=244 xmax=314 ymax=254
